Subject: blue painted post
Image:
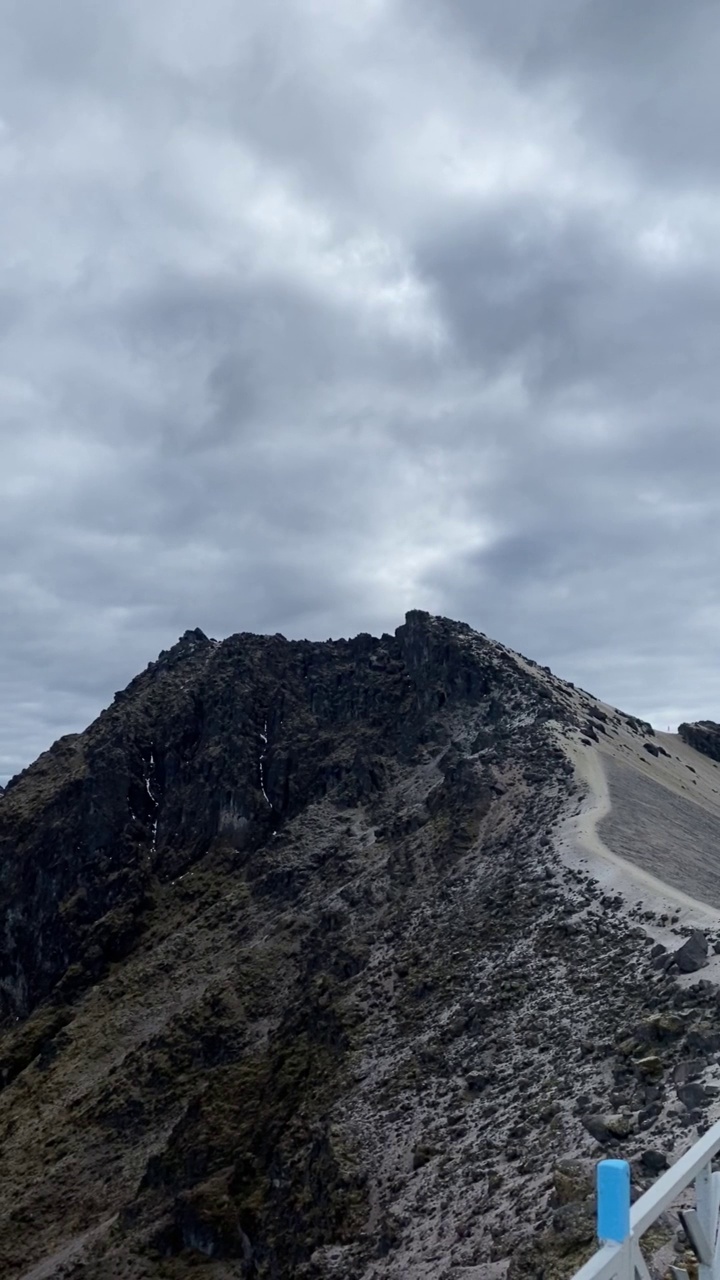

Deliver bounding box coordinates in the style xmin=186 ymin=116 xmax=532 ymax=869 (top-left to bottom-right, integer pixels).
xmin=597 ymin=1159 xmax=631 ymax=1244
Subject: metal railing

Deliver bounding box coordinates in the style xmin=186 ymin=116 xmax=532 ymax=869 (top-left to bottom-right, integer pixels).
xmin=572 ymin=1118 xmax=720 ymax=1280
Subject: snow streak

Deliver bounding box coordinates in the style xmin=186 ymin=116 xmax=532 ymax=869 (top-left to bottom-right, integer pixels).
xmin=144 ymin=750 xmax=159 ymax=851
xmin=259 ymin=721 xmax=272 ymax=806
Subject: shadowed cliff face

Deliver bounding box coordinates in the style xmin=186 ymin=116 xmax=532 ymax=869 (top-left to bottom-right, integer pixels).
xmin=2 ymin=613 xmax=714 ymax=1280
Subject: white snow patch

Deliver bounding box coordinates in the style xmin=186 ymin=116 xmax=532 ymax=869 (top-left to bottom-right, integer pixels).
xmin=143 ymin=750 xmax=160 ymax=851
xmin=259 ymin=720 xmax=272 ymax=806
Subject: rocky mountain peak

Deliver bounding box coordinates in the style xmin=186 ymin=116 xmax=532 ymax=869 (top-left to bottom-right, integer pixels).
xmin=1 ymin=615 xmax=719 ymax=1279
xmin=1 ymin=612 xmax=559 ymax=1027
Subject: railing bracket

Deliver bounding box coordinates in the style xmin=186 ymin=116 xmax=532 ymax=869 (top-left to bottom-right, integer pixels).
xmin=679 ymin=1208 xmax=713 ymax=1265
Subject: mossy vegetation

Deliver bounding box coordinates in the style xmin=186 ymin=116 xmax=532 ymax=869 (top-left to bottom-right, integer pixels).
xmin=0 ymin=1001 xmax=75 ymax=1088
xmin=128 ymin=977 xmax=367 ymax=1275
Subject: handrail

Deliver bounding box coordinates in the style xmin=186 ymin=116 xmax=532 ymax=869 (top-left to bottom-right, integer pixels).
xmin=569 ymin=1118 xmax=720 ymax=1280
xmin=631 ymin=1120 xmax=720 ymax=1237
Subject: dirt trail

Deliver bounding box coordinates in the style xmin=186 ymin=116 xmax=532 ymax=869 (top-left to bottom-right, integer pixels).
xmin=558 ymin=722 xmax=720 ymax=937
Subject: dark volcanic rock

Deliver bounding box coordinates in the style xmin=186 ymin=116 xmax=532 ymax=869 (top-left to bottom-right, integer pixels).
xmin=686 ymin=1025 xmax=720 ymax=1054
xmin=553 ymin=1158 xmax=594 ymax=1205
xmin=0 ymin=612 xmax=542 ymax=1025
xmin=642 ymin=742 xmax=670 ymax=759
xmin=672 ymin=931 xmax=708 ymax=974
xmin=673 ymin=1060 xmax=705 ymax=1086
xmin=676 ymin=1081 xmax=713 ymax=1111
xmin=640 ymin=1149 xmax=669 ymax=1172
xmin=678 ymin=720 xmax=720 ymax=762
xmin=581 ymin=1112 xmax=635 ymax=1143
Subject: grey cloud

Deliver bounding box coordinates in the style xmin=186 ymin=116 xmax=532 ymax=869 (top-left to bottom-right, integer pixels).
xmin=421 ymin=0 xmax=720 ymax=182
xmin=416 ymin=200 xmax=720 ymax=415
xmin=3 ymin=0 xmax=720 ymax=781
xmin=420 ymin=418 xmax=720 ymax=727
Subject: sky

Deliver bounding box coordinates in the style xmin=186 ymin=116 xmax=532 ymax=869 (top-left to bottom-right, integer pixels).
xmin=3 ymin=0 xmax=720 ymax=782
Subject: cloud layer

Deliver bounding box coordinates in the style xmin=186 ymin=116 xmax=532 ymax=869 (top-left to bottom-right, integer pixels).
xmin=2 ymin=0 xmax=720 ymax=780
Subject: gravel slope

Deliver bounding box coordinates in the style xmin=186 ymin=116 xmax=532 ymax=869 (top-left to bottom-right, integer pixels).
xmin=557 ymin=713 xmax=720 ymax=921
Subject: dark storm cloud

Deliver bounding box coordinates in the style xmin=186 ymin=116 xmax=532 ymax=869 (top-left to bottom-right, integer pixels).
xmin=417 ymin=199 xmax=720 ymax=410
xmin=3 ymin=0 xmax=720 ymax=780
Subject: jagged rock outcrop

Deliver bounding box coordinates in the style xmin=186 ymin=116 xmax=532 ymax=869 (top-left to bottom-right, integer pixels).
xmin=678 ymin=720 xmax=720 ymax=762
xmin=0 ymin=612 xmax=718 ymax=1280
xmin=0 ymin=613 xmax=568 ymax=1027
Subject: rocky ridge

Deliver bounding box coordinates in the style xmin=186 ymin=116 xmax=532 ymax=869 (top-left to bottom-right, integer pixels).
xmin=678 ymin=720 xmax=720 ymax=763
xmin=0 ymin=613 xmax=718 ymax=1279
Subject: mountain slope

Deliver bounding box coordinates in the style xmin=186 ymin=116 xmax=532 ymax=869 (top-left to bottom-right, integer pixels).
xmin=1 ymin=613 xmax=720 ymax=1280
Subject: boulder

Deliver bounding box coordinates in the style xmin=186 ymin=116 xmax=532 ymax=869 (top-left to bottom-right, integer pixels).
xmin=672 ymin=931 xmax=708 ymax=974
xmin=640 ymin=1150 xmax=668 ymax=1172
xmin=582 ymin=1113 xmax=636 ymax=1143
xmin=553 ymin=1158 xmax=594 ymax=1206
xmin=642 ymin=742 xmax=670 ymax=758
xmin=412 ymin=1143 xmax=437 ymax=1171
xmin=634 ymin=1012 xmax=685 ymax=1043
xmin=676 ymin=1081 xmax=712 ymax=1111
xmin=551 ymin=1202 xmax=595 ymax=1248
xmin=678 ymin=721 xmax=720 ymax=763
xmin=634 ymin=1055 xmax=664 ymax=1082
xmin=686 ymin=1026 xmax=720 ymax=1054
xmin=638 ymin=1103 xmax=663 ymax=1129
xmin=673 ymin=1060 xmax=705 ymax=1086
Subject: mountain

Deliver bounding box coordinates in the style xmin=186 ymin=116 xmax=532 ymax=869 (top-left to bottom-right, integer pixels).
xmin=2 ymin=611 xmax=720 ymax=1279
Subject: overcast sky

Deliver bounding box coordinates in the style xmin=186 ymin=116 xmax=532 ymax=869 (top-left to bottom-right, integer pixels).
xmin=3 ymin=0 xmax=720 ymax=782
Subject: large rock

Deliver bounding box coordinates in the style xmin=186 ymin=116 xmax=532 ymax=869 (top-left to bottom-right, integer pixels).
xmin=553 ymin=1158 xmax=594 ymax=1206
xmin=634 ymin=1012 xmax=685 ymax=1043
xmin=634 ymin=1055 xmax=665 ymax=1081
xmin=673 ymin=1060 xmax=705 ymax=1086
xmin=677 ymin=1081 xmax=713 ymax=1111
xmin=640 ymin=1150 xmax=668 ymax=1172
xmin=551 ymin=1201 xmax=595 ymax=1248
xmin=678 ymin=721 xmax=720 ymax=762
xmin=673 ymin=931 xmax=708 ymax=974
xmin=582 ymin=1113 xmax=636 ymax=1143
xmin=643 ymin=742 xmax=670 ymax=758
xmin=687 ymin=1025 xmax=720 ymax=1053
